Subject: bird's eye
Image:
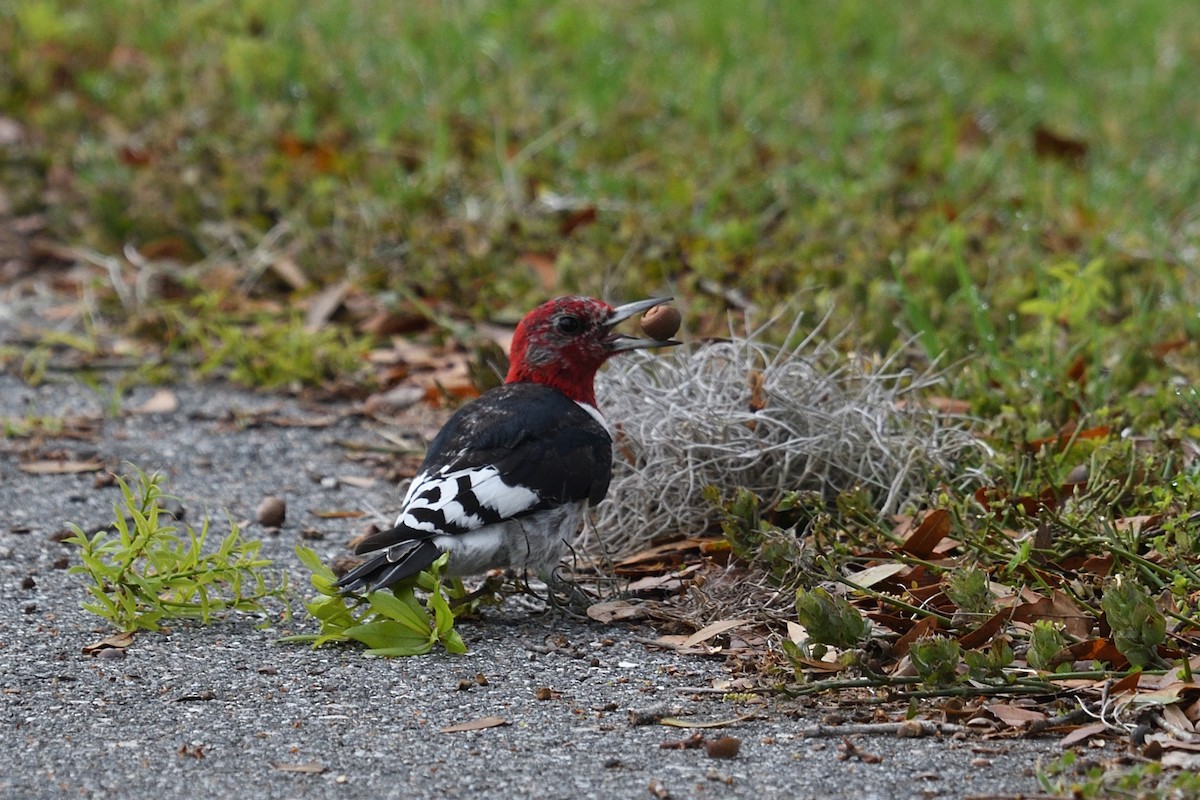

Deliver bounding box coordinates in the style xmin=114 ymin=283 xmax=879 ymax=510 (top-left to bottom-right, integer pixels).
xmin=555 ymin=315 xmax=584 ymax=335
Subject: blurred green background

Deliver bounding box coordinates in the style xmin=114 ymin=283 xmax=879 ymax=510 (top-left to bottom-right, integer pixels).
xmin=3 ymin=0 xmax=1199 ymax=424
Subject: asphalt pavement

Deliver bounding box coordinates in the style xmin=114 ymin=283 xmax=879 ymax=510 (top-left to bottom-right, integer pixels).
xmin=0 ymin=373 xmax=1080 ymax=799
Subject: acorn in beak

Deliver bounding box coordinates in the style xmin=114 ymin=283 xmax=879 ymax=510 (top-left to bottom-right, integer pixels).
xmin=603 ymin=297 xmax=681 ymax=352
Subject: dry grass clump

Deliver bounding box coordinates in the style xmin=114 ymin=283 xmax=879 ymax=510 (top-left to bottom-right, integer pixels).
xmin=588 ymin=313 xmax=980 ymax=560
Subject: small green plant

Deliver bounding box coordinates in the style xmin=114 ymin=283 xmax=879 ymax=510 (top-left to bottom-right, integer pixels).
xmin=945 ymin=566 xmax=994 ymax=623
xmin=908 ymin=635 xmax=963 ymax=686
xmin=707 ymin=487 xmax=812 ymax=583
xmin=1038 ymin=751 xmax=1200 ymax=799
xmin=794 ymin=586 xmax=870 ymax=652
xmin=1026 ymin=620 xmax=1068 ymax=671
xmin=1101 ymin=576 xmax=1167 ymax=669
xmin=963 ymin=640 xmax=1014 ymax=682
xmin=65 ymin=469 xmax=285 ymax=632
xmin=282 ymin=546 xmax=467 ymax=656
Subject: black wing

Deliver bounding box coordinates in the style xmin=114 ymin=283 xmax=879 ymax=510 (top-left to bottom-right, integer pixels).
xmin=336 ymin=383 xmax=612 ymax=591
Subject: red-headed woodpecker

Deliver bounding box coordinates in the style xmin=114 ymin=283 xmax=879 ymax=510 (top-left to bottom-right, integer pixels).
xmin=336 ymin=296 xmax=679 ymax=593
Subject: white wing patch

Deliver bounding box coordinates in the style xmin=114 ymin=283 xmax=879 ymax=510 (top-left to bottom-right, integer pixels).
xmin=395 ymin=465 xmax=540 ymax=534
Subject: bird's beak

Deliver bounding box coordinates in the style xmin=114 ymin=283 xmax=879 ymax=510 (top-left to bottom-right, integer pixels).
xmin=603 ymin=297 xmax=681 ymax=352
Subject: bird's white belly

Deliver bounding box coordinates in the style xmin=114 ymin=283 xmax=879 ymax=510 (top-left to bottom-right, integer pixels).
xmin=432 ymin=501 xmax=587 ymax=577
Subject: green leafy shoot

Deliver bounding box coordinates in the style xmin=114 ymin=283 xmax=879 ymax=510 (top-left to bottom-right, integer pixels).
xmin=794 ymin=586 xmax=869 ymax=652
xmin=1101 ymin=577 xmax=1168 ymax=669
xmin=908 ymin=635 xmax=964 ymax=687
xmin=65 ymin=468 xmax=286 ymax=632
xmin=281 ymin=546 xmax=468 ymax=656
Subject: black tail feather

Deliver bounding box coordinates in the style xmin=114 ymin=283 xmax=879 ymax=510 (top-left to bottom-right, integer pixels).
xmin=335 ymin=539 xmax=444 ymax=593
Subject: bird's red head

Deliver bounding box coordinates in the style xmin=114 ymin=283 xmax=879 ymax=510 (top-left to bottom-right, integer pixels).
xmin=505 ymin=296 xmax=678 ymax=407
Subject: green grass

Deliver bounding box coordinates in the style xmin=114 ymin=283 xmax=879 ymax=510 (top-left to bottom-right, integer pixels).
xmin=4 ymin=1 xmax=1199 ymax=384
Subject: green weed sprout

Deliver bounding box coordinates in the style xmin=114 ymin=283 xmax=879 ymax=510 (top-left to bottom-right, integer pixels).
xmin=283 ymin=546 xmax=467 ymax=657
xmin=65 ymin=469 xmax=286 ymax=632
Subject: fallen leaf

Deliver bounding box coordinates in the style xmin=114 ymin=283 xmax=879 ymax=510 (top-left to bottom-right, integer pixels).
xmin=586 ymin=600 xmax=647 ymax=624
xmin=336 ymin=476 xmax=378 ymax=489
xmin=439 ymin=716 xmax=509 ymax=733
xmin=1109 ymin=671 xmax=1142 ymax=694
xmin=987 ymin=703 xmax=1048 ymax=728
xmin=659 ymin=732 xmax=705 ymax=750
xmin=851 ymin=562 xmax=908 ymax=588
xmin=747 ymin=370 xmax=767 ymax=413
xmin=1013 ymin=590 xmax=1094 ymax=640
xmin=82 ymin=631 xmax=135 ymax=655
xmin=269 ymin=256 xmax=310 ymax=291
xmin=958 ymin=609 xmax=1013 ymax=650
xmin=893 ymin=616 xmax=940 ymax=657
xmin=680 ymin=619 xmax=750 ymax=650
xmin=270 ymin=762 xmax=327 ymax=774
xmin=303 ymin=281 xmax=351 ymax=333
xmin=19 ymin=459 xmax=105 ymax=475
xmin=626 ymin=564 xmax=701 ymax=595
xmin=901 ymin=509 xmax=951 ymax=558
xmin=1058 ymin=722 xmax=1109 ymax=748
xmin=660 ymin=713 xmax=757 ymax=729
xmin=131 ymin=389 xmax=178 ymax=415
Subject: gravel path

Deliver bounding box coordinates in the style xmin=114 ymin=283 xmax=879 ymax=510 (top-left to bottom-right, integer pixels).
xmin=0 ymin=373 xmax=1075 ymax=799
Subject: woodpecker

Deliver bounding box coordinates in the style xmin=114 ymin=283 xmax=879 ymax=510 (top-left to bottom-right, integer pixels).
xmin=336 ymin=296 xmax=679 ymax=593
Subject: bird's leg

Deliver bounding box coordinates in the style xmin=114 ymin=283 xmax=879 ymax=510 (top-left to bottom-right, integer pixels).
xmin=448 ymin=573 xmax=506 ymax=610
xmin=542 ymin=567 xmax=599 ymax=618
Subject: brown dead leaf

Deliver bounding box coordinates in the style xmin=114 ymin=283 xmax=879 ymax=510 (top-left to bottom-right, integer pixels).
xmin=680 ymin=620 xmax=750 ymax=650
xmin=659 ymin=732 xmax=706 ymax=750
xmin=439 ymin=715 xmax=509 ymax=733
xmin=893 ymin=617 xmax=940 ymax=657
xmin=359 ymin=309 xmax=427 ymax=337
xmin=1012 ymin=589 xmax=1093 ymax=640
xmin=958 ymin=609 xmax=1013 ymax=650
xmin=269 ymin=256 xmax=310 ymax=291
xmin=917 ymin=396 xmax=972 ymax=415
xmin=626 ymin=564 xmax=701 ymax=595
xmin=1058 ymin=721 xmax=1109 ymax=748
xmin=1063 ymin=638 xmax=1126 ymax=666
xmin=900 ymin=509 xmax=951 ymax=558
xmin=1026 ymin=424 xmax=1110 ymax=453
xmin=612 ymin=538 xmax=714 ymax=575
xmin=303 ymin=281 xmax=351 ymax=333
xmin=82 ymin=631 xmax=135 ymax=655
xmin=586 ymin=600 xmax=647 ymax=624
xmin=986 ymin=703 xmax=1048 ymax=728
xmin=19 ymin=458 xmax=105 ymax=475
xmin=1109 ymin=671 xmax=1142 ymax=694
